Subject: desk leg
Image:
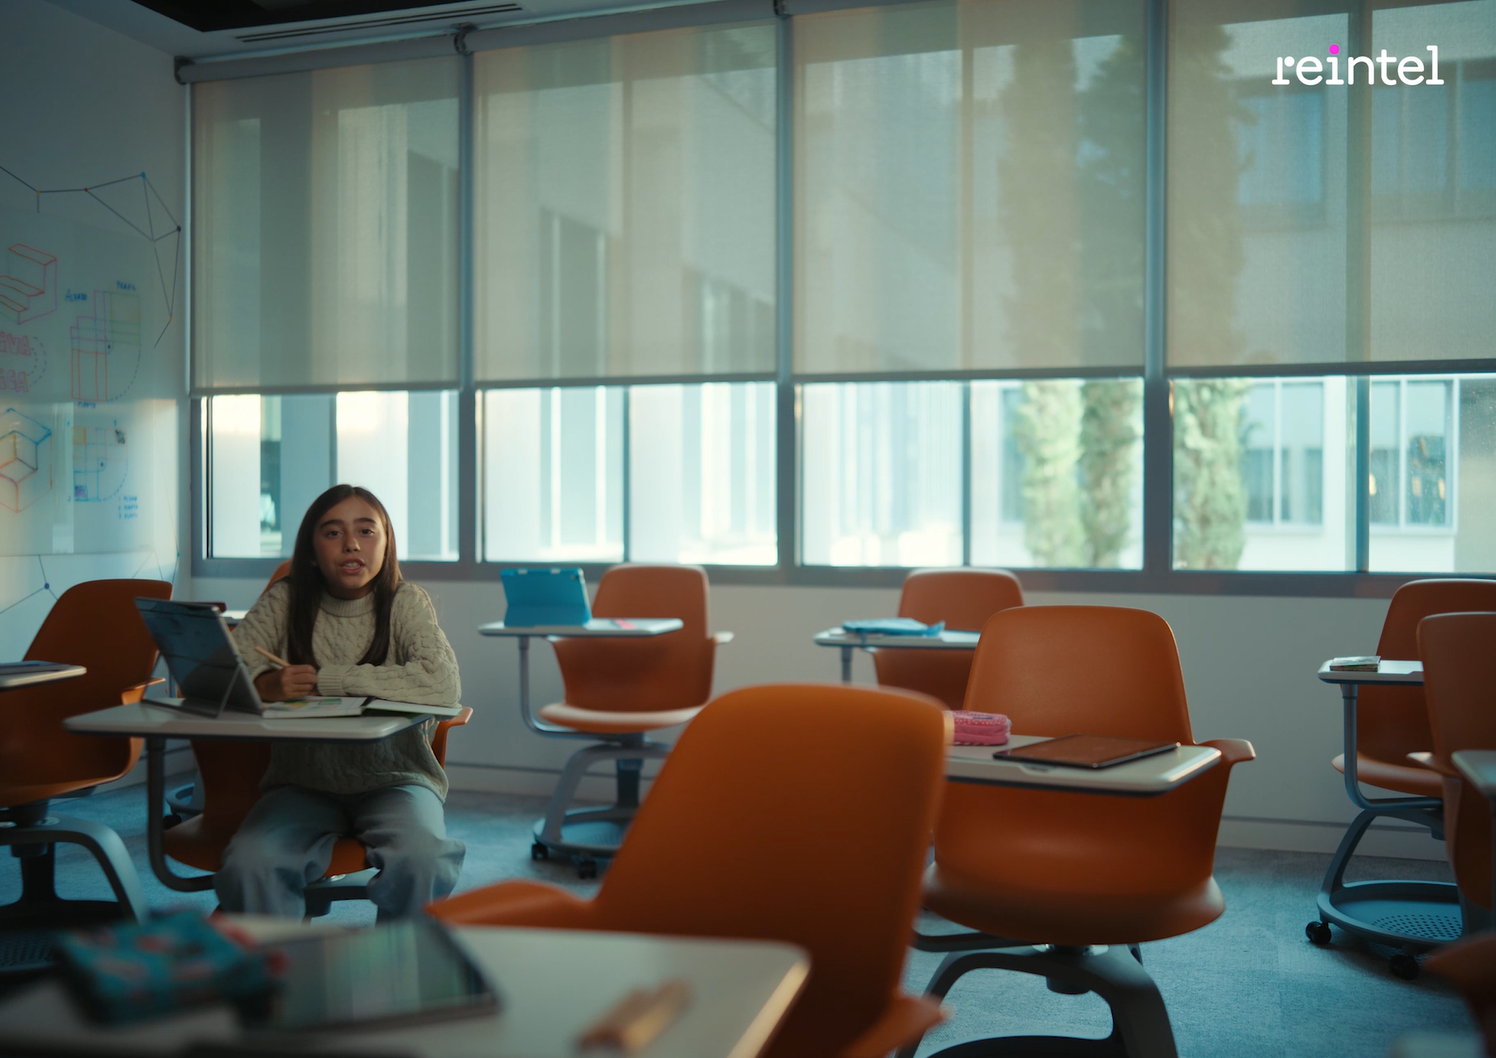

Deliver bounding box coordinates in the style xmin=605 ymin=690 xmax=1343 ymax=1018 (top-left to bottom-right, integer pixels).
xmin=841 ymin=645 xmax=853 ymax=684
xmin=145 ymin=737 xmax=214 ymax=893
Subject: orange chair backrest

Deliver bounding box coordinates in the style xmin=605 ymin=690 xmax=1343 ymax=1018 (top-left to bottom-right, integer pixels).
xmin=1 ymin=579 xmax=171 ymax=800
xmin=266 ymin=560 xmax=292 ymax=592
xmin=551 ymin=564 xmax=715 ymax=712
xmin=874 ymin=568 xmax=1024 ymax=710
xmin=593 ymin=683 xmax=949 ymax=1057
xmin=1359 ymin=579 xmax=1496 ymax=766
xmin=1419 ymin=611 xmax=1496 ymax=910
xmin=961 ymin=605 xmax=1193 ymax=743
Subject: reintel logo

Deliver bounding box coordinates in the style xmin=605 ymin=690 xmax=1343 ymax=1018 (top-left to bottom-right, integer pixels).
xmin=1273 ymin=43 xmax=1444 ymax=85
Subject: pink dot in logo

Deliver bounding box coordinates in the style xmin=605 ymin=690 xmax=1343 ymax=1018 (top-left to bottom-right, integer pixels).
xmin=1328 ymin=44 xmax=1340 ymax=54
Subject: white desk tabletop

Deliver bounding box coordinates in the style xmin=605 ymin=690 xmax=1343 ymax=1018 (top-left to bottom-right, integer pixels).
xmin=815 ymin=627 xmax=982 ymax=651
xmin=0 ymin=661 xmax=86 ymax=690
xmin=64 ymin=701 xmax=424 ymax=742
xmin=480 ymin=618 xmax=683 ymax=638
xmin=947 ymin=735 xmax=1221 ymax=795
xmin=0 ymin=923 xmax=810 ymax=1058
xmin=1452 ymin=750 xmax=1496 ymax=797
xmin=1316 ymin=659 xmax=1424 ymax=685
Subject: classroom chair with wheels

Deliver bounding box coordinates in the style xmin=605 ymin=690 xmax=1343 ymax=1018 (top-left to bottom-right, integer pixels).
xmin=430 ymin=683 xmax=951 ymax=1058
xmin=873 ymin=568 xmax=1024 ymax=710
xmin=0 ymin=579 xmax=172 ymax=948
xmin=897 ymin=605 xmax=1254 ymax=1058
xmin=159 ymin=706 xmax=472 ymax=917
xmin=531 ymin=563 xmax=730 ymax=877
xmin=1306 ymin=579 xmax=1496 ymax=974
xmin=1418 ymin=611 xmax=1496 ymax=933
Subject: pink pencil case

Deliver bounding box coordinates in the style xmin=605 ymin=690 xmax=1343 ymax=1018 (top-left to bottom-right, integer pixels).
xmin=950 ymin=711 xmax=1011 ymax=746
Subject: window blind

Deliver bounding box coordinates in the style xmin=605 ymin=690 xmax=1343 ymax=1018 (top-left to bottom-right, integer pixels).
xmin=793 ymin=0 xmax=1147 ymax=378
xmin=472 ymin=23 xmax=778 ymax=384
xmin=192 ymin=58 xmax=461 ymax=392
xmin=1167 ymin=0 xmax=1496 ymax=370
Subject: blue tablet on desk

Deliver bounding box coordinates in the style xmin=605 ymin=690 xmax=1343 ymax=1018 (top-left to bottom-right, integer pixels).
xmin=500 ymin=568 xmax=592 ymax=628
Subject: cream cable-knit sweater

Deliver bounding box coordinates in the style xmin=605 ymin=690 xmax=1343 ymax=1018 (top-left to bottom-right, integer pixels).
xmin=232 ymin=580 xmax=463 ymax=800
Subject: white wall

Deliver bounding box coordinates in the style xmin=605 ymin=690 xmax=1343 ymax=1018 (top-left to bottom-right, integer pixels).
xmin=192 ymin=574 xmax=1441 ymax=860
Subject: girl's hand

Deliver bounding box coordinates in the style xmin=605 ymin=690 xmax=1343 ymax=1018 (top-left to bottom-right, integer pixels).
xmin=254 ymin=665 xmax=320 ymax=701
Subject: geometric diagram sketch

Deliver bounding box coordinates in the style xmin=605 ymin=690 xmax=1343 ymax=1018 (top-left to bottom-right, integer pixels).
xmin=70 ymin=290 xmax=140 ymax=402
xmin=72 ymin=421 xmax=127 ymax=502
xmin=0 ymin=243 xmax=57 ymax=325
xmin=0 ymin=406 xmax=52 ymax=512
xmin=0 ymin=164 xmax=180 ymax=348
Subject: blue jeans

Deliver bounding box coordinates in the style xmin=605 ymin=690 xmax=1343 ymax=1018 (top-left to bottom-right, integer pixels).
xmin=214 ymin=784 xmax=465 ymax=920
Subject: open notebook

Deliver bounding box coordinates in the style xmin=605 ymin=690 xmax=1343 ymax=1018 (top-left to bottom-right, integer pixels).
xmin=264 ymin=697 xmax=462 ymax=720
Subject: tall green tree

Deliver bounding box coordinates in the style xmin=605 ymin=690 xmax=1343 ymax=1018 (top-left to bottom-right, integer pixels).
xmin=1169 ymin=21 xmax=1253 ymax=568
xmin=1000 ymin=37 xmax=1085 ymax=566
xmin=1080 ymin=380 xmax=1140 ymax=566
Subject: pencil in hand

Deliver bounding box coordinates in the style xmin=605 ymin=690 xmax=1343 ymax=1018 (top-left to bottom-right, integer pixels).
xmin=253 ymin=645 xmax=291 ymax=669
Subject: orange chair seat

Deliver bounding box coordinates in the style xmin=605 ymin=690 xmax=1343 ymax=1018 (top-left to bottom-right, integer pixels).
xmin=165 ymin=817 xmax=370 ymax=876
xmin=924 ymin=863 xmax=1225 ymax=947
xmin=538 ymin=702 xmax=703 ymax=734
xmin=1332 ymin=752 xmax=1443 ymax=798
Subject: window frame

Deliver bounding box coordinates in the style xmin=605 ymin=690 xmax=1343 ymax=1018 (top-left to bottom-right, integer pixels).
xmin=188 ymin=0 xmax=1496 ymax=598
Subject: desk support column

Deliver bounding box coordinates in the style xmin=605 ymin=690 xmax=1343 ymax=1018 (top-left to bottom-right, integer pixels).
xmin=146 ymin=737 xmax=214 ymax=893
xmin=840 ymin=645 xmax=853 ymax=684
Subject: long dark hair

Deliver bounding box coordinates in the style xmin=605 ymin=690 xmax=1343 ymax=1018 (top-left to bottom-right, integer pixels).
xmin=286 ymin=484 xmax=402 ymax=668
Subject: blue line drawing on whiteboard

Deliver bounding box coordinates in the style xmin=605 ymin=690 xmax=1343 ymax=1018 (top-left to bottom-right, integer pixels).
xmin=69 ymin=290 xmax=141 ymax=402
xmin=0 ymin=165 xmax=181 ymax=347
xmin=0 ymin=407 xmax=52 ymax=512
xmin=0 ymin=244 xmax=58 ymax=325
xmin=72 ymin=421 xmax=127 ymax=502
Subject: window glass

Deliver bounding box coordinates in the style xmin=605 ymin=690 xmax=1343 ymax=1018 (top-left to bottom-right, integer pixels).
xmin=1173 ymin=376 xmax=1349 ymax=571
xmin=800 ymin=382 xmax=962 ymax=567
xmin=630 ymin=383 xmax=777 ymax=566
xmin=482 ymin=387 xmax=624 ymax=562
xmin=207 ymin=391 xmax=458 ymax=560
xmin=970 ymin=378 xmax=1142 ymax=569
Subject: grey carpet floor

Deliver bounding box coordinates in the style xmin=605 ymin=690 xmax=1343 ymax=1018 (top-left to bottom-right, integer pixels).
xmin=0 ymin=785 xmax=1475 ymax=1057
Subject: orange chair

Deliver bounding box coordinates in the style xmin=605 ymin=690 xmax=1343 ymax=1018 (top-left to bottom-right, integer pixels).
xmin=159 ymin=561 xmax=471 ymax=917
xmin=0 ymin=580 xmax=172 ymax=928
xmin=1426 ymin=932 xmax=1496 ymax=1054
xmin=1307 ymin=579 xmax=1496 ymax=968
xmin=1419 ymin=611 xmax=1496 ymax=922
xmin=873 ymin=568 xmax=1024 ymax=709
xmin=896 ymin=606 xmax=1254 ymax=1058
xmin=529 ymin=564 xmax=730 ymax=877
xmin=431 ymin=683 xmax=950 ymax=1058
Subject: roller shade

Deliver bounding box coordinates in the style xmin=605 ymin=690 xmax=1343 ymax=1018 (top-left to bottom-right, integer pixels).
xmin=192 ymin=57 xmax=461 ymax=392
xmin=1167 ymin=0 xmax=1496 ymax=370
xmin=793 ymin=0 xmax=1148 ymax=378
xmin=471 ymin=22 xmax=779 ymax=383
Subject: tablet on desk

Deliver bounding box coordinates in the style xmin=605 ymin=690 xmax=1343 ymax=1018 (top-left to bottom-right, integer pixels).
xmin=995 ymin=734 xmax=1179 ymax=769
xmin=241 ymin=917 xmax=498 ymax=1032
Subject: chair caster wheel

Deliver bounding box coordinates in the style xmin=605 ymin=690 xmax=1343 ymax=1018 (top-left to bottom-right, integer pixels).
xmin=1390 ymin=953 xmax=1420 ymax=980
xmin=531 ymin=842 xmax=549 ymax=861
xmin=163 ymin=813 xmax=183 ymax=830
xmin=1305 ymin=921 xmax=1332 ymax=945
xmin=576 ymin=857 xmax=598 ymax=880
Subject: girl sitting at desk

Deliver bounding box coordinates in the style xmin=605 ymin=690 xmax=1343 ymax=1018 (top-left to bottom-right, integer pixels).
xmin=219 ymin=484 xmax=464 ymax=920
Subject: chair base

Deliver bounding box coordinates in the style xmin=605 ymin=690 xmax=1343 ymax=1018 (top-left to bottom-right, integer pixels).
xmin=1312 ymin=804 xmax=1466 ymax=965
xmin=533 ymin=735 xmax=670 ymax=872
xmin=304 ymin=868 xmax=376 ymax=920
xmin=898 ymin=935 xmax=1177 ymax=1058
xmin=0 ymin=804 xmax=149 ymax=975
